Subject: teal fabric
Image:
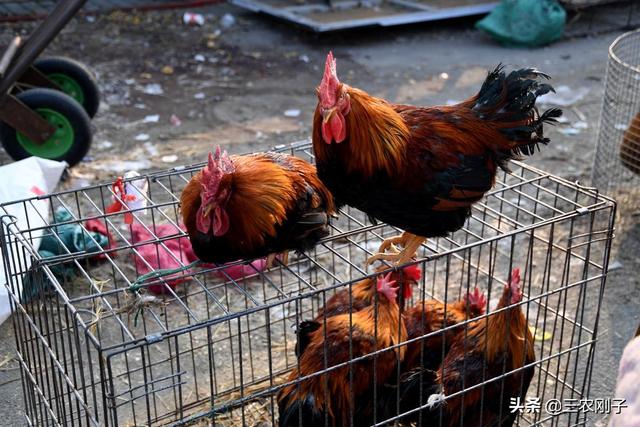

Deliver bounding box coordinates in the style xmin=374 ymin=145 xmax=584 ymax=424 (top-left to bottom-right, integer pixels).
xmin=476 ymin=0 xmax=566 ymax=47
xmin=38 ymin=209 xmax=108 ymax=257
xmin=22 ymin=208 xmax=109 ymax=302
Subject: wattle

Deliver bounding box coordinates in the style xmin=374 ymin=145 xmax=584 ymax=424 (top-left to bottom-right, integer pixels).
xmin=403 ymin=283 xmax=413 ymax=300
xmin=212 ymin=207 xmax=230 ymax=236
xmin=322 ymin=113 xmax=346 ymax=144
xmin=196 ymin=206 xmax=211 ymax=234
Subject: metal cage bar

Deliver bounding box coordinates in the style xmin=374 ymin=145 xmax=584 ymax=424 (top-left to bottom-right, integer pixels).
xmin=0 ymin=141 xmax=616 ymax=426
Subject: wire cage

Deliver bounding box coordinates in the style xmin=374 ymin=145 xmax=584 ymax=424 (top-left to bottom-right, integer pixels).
xmin=1 ymin=141 xmax=616 ymax=426
xmin=591 ymin=29 xmax=640 ymax=195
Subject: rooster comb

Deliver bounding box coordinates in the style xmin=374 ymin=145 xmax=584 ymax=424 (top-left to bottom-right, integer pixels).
xmin=401 ymin=264 xmax=422 ymax=282
xmin=510 ymin=268 xmax=521 ymax=285
xmin=466 ymin=287 xmax=487 ymax=308
xmin=201 ymin=146 xmax=235 ymax=195
xmin=318 ymin=51 xmax=340 ymax=106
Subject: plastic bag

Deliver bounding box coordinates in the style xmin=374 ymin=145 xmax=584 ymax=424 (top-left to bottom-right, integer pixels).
xmin=0 ymin=157 xmax=67 ymax=325
xmin=476 ymin=0 xmax=566 ymax=47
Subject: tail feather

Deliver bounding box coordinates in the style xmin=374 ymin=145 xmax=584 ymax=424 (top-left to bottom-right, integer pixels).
xmin=473 ymin=65 xmax=563 ymax=162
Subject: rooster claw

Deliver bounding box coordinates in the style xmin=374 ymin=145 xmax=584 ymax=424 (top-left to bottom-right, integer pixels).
xmin=377 ymin=233 xmax=410 ymax=253
xmin=367 ymin=234 xmax=426 ymax=267
xmin=266 ymin=251 xmax=289 ymax=269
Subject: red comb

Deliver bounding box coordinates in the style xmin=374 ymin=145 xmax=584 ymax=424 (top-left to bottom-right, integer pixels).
xmin=201 ymin=146 xmax=235 ymax=192
xmin=509 ymin=268 xmax=521 ymax=286
xmin=318 ymin=51 xmax=339 ymax=108
xmin=466 ymin=287 xmax=487 ymax=310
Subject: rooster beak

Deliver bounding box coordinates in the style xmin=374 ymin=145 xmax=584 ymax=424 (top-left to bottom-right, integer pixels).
xmin=202 ymin=203 xmax=213 ymax=218
xmin=322 ymin=107 xmax=337 ymax=124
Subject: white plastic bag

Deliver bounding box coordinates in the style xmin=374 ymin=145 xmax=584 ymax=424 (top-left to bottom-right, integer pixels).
xmin=0 ymin=157 xmax=67 ymax=325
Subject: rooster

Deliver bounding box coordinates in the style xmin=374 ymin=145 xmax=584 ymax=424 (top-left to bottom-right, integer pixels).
xmin=403 ymin=287 xmax=487 ymax=373
xmin=295 ymin=264 xmax=421 ymax=358
xmin=181 ymin=147 xmax=335 ymax=266
xmin=313 ymin=53 xmax=562 ymax=265
xmin=408 ymin=268 xmax=535 ymax=427
xmin=379 ymin=288 xmax=486 ymax=425
xmin=279 ymin=272 xmax=407 ymax=426
xmin=620 ymin=110 xmax=640 ymax=175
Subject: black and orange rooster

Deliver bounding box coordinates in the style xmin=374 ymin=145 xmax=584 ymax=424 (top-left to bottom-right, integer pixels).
xmin=313 ymin=53 xmax=562 ymax=265
xmin=181 ymin=147 xmax=335 ymax=265
xmin=379 ymin=288 xmax=486 ymax=425
xmin=295 ymin=264 xmax=421 ymax=358
xmin=279 ymin=272 xmax=407 ymax=427
xmin=401 ymin=268 xmax=535 ymax=427
xmin=402 ymin=287 xmax=487 ymax=373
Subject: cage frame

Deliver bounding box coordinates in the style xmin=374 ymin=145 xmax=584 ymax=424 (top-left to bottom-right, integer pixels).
xmin=1 ymin=140 xmax=616 ymax=426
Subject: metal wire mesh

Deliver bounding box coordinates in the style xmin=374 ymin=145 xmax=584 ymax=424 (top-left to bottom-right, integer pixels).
xmin=1 ymin=141 xmax=616 ymax=426
xmin=592 ymin=29 xmax=640 ymax=193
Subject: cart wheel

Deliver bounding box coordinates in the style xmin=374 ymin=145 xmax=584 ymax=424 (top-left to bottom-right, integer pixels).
xmin=33 ymin=57 xmax=100 ymax=118
xmin=0 ymin=88 xmax=92 ymax=166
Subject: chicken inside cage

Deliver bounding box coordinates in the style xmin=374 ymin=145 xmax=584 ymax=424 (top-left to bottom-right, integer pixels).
xmin=0 ymin=142 xmax=615 ymax=426
xmin=619 ymin=110 xmax=640 ymax=175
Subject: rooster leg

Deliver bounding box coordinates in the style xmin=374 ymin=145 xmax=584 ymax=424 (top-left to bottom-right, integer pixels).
xmin=266 ymin=253 xmax=277 ymax=269
xmin=266 ymin=251 xmax=289 ymax=269
xmin=279 ymin=251 xmax=289 ymax=266
xmin=367 ymin=234 xmax=426 ymax=266
xmin=376 ymin=231 xmax=411 ymax=254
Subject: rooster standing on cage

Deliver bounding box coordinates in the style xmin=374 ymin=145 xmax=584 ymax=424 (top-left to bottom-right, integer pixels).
xmin=403 ymin=268 xmax=535 ymax=427
xmin=181 ymin=147 xmax=335 ymax=266
xmin=278 ymin=272 xmax=407 ymax=426
xmin=312 ymin=53 xmax=562 ymax=266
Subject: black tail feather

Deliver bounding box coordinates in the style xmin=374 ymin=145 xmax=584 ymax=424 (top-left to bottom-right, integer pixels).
xmin=474 ymin=65 xmax=563 ymax=163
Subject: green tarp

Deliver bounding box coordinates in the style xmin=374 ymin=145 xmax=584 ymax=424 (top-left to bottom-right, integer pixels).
xmin=476 ymin=0 xmax=567 ymax=47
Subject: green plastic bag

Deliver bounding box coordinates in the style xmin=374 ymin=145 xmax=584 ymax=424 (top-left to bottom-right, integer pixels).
xmin=476 ymin=0 xmax=567 ymax=47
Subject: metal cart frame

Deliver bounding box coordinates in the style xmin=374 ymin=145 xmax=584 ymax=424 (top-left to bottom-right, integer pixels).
xmin=0 ymin=0 xmax=87 ymax=145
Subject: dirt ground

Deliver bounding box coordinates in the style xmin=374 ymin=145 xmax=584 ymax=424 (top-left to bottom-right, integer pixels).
xmin=0 ymin=3 xmax=639 ymax=426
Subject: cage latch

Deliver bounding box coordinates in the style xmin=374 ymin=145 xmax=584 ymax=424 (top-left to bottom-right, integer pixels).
xmin=145 ymin=333 xmax=163 ymax=344
xmin=576 ymin=207 xmax=590 ymax=216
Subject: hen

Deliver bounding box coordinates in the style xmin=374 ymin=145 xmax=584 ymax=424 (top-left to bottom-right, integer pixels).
xmin=181 ymin=147 xmax=335 ymax=265
xmin=278 ymin=272 xmax=407 ymax=426
xmin=313 ymin=53 xmax=561 ymax=265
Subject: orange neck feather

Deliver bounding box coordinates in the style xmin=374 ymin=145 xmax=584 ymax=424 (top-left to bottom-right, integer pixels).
xmin=475 ymin=290 xmax=534 ymax=367
xmin=352 ymin=277 xmax=375 ymax=303
xmin=313 ymin=86 xmax=409 ymax=178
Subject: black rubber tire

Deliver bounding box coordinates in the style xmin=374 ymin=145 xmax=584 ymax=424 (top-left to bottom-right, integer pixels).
xmin=0 ymin=88 xmax=92 ymax=167
xmin=33 ymin=57 xmax=100 ymax=118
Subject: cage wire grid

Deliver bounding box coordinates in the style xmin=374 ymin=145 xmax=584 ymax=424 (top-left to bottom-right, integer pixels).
xmin=0 ymin=141 xmax=616 ymax=426
xmin=592 ymin=28 xmax=640 ymax=194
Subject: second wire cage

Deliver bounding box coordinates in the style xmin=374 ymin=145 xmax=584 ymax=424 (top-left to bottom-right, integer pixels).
xmin=592 ymin=29 xmax=640 ymax=193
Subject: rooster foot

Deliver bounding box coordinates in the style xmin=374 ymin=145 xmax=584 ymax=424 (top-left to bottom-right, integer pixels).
xmin=376 ymin=232 xmax=411 ymax=254
xmin=367 ymin=233 xmax=426 ymax=266
xmin=266 ymin=251 xmax=289 ymax=269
